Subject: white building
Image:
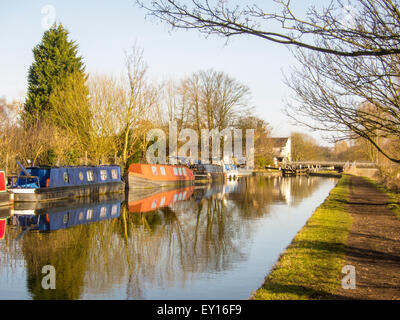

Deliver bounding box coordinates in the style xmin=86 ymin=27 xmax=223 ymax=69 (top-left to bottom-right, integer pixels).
xmin=268 ymin=137 xmax=291 ymax=164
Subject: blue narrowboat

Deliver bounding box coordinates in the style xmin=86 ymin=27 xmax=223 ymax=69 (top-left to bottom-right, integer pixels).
xmin=9 ymin=162 xmax=125 ymax=203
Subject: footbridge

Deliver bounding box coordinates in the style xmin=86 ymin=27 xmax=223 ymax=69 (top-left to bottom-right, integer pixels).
xmin=289 ymin=161 xmax=377 ymax=171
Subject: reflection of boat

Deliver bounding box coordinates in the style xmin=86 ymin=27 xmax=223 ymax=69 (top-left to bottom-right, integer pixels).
xmin=127 ymin=186 xmax=194 ymax=213
xmin=193 ymin=180 xmax=238 ymax=202
xmin=0 ymin=169 xmax=12 ymax=207
xmin=222 ymin=164 xmax=239 ymax=180
xmin=0 ymin=218 xmax=6 ymax=240
xmin=126 ymin=164 xmax=194 ymax=189
xmin=9 ymin=162 xmax=125 ymax=203
xmin=11 ymin=192 xmax=124 ymax=215
xmin=10 ymin=197 xmax=123 ymax=232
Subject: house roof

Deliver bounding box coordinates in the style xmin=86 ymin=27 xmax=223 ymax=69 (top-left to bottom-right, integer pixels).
xmin=267 ymin=137 xmax=290 ymax=148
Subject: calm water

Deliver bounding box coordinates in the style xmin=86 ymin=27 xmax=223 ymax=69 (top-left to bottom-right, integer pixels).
xmin=0 ymin=176 xmax=337 ymax=300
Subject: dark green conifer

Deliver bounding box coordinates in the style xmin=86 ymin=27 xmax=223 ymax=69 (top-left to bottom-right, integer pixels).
xmin=24 ymin=23 xmax=86 ymax=122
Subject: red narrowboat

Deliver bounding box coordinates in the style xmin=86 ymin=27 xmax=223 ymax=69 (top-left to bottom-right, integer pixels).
xmin=126 ymin=164 xmax=194 ymax=189
xmin=128 ymin=186 xmax=194 ymax=213
xmin=0 ymin=170 xmax=12 ymax=207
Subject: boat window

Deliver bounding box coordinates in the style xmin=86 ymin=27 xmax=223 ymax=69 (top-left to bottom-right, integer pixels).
xmin=178 ymin=168 xmax=182 ymax=176
xmin=87 ymin=209 xmax=93 ymax=221
xmin=64 ymin=172 xmax=70 ymax=184
xmin=152 ymin=166 xmax=158 ymax=175
xmin=79 ymin=172 xmax=84 ymax=181
xmin=100 ymin=207 xmax=107 ymax=218
xmin=182 ymin=168 xmax=186 ymax=176
xmin=100 ymin=170 xmax=108 ymax=181
xmin=152 ymin=199 xmax=157 ymax=209
xmin=160 ymin=197 xmax=166 ymax=207
xmin=173 ymin=167 xmax=178 ymax=176
xmin=63 ymin=213 xmax=69 ymax=224
xmin=160 ymin=167 xmax=166 ymax=176
xmin=87 ymin=170 xmax=94 ymax=182
xmin=79 ymin=211 xmax=84 ymax=221
xmin=111 ymin=205 xmax=118 ymax=216
xmin=111 ymin=169 xmax=118 ymax=180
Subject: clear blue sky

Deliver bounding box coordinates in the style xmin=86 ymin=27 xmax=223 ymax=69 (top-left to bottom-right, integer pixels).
xmin=0 ymin=0 xmax=328 ymax=143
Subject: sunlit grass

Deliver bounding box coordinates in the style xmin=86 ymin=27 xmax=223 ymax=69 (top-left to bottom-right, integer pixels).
xmin=251 ymin=175 xmax=352 ymax=300
xmin=309 ymin=170 xmax=342 ymax=178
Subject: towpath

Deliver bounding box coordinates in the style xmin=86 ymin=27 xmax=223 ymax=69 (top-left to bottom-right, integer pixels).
xmin=335 ymin=176 xmax=400 ymax=299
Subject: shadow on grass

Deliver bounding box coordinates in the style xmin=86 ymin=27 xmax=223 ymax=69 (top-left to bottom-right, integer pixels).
xmin=256 ymin=282 xmax=355 ymax=300
xmin=292 ymin=239 xmax=400 ymax=264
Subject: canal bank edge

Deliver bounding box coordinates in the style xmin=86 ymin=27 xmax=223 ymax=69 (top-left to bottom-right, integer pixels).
xmin=251 ymin=175 xmax=353 ymax=300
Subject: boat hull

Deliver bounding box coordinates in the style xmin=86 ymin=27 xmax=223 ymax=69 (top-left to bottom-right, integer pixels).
xmin=10 ymin=181 xmax=125 ymax=203
xmin=127 ymin=174 xmax=193 ymax=189
xmin=194 ymin=172 xmax=225 ymax=183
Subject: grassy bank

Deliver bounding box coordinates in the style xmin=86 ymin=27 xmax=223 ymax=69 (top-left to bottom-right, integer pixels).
xmin=309 ymin=170 xmax=342 ymax=178
xmin=362 ymin=177 xmax=400 ymax=219
xmin=252 ymin=175 xmax=353 ymax=300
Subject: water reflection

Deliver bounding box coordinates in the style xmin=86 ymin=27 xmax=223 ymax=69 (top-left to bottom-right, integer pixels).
xmin=0 ymin=176 xmax=337 ymax=300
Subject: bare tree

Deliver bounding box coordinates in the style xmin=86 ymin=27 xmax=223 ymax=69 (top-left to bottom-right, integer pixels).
xmin=284 ymin=45 xmax=400 ymax=163
xmin=119 ymin=46 xmax=161 ymax=167
xmin=166 ymin=69 xmax=252 ymax=134
xmin=137 ymin=0 xmax=400 ymax=57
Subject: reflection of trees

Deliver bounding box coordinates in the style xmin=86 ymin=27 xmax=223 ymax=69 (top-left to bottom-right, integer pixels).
xmin=21 ymin=226 xmax=93 ymax=299
xmin=82 ymin=197 xmax=251 ymax=299
xmin=230 ymin=176 xmax=327 ymax=216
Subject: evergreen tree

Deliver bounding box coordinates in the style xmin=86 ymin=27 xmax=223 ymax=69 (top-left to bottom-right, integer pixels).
xmin=24 ymin=23 xmax=87 ymax=122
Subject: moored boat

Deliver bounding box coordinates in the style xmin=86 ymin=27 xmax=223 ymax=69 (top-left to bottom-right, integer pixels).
xmin=0 ymin=169 xmax=12 ymax=207
xmin=9 ymin=162 xmax=124 ymax=203
xmin=126 ymin=163 xmax=194 ymax=189
xmin=189 ymin=163 xmax=225 ymax=182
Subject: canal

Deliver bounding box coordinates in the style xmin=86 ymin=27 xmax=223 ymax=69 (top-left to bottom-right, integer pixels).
xmin=0 ymin=176 xmax=337 ymax=300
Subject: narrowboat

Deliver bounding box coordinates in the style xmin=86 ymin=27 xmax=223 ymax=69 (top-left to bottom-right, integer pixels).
xmin=126 ymin=163 xmax=194 ymax=189
xmin=0 ymin=169 xmax=12 ymax=207
xmin=127 ymin=186 xmax=194 ymax=213
xmin=9 ymin=197 xmax=122 ymax=232
xmin=9 ymin=162 xmax=124 ymax=203
xmin=189 ymin=163 xmax=225 ymax=182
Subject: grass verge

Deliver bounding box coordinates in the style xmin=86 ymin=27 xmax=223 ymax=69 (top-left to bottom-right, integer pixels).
xmin=361 ymin=177 xmax=400 ymax=219
xmin=309 ymin=170 xmax=342 ymax=178
xmin=251 ymin=175 xmax=353 ymax=300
